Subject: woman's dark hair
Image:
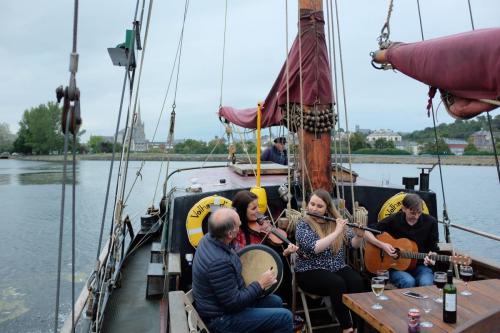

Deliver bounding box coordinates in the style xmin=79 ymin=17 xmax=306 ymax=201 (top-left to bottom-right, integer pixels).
xmin=232 ymin=190 xmax=258 ymax=243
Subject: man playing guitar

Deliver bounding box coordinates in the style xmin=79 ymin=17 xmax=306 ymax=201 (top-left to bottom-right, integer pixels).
xmin=364 ymin=193 xmax=438 ymax=288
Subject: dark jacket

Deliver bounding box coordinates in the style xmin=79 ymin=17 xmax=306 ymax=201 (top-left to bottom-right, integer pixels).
xmin=192 ymin=234 xmax=262 ymax=319
xmin=261 ymin=146 xmax=287 ymax=165
xmin=371 ymin=211 xmax=439 ymax=259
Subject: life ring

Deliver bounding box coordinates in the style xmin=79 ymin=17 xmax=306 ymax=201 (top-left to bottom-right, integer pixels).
xmin=377 ymin=192 xmax=429 ymax=222
xmin=186 ymin=195 xmax=232 ymax=247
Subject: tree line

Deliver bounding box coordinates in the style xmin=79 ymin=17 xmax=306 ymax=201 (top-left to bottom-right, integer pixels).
xmin=1 ymin=102 xmax=498 ymax=155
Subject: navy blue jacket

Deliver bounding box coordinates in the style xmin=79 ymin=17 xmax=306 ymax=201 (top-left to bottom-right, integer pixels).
xmin=192 ymin=234 xmax=262 ymax=319
xmin=261 ymin=146 xmax=288 ymax=165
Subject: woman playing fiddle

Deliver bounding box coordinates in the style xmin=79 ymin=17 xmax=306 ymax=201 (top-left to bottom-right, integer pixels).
xmin=232 ymin=190 xmax=298 ymax=256
xmin=232 ymin=190 xmax=299 ymax=306
xmin=295 ymin=189 xmax=365 ymax=333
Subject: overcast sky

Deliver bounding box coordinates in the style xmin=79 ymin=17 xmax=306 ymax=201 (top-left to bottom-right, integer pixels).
xmin=1 ymin=0 xmax=499 ymax=142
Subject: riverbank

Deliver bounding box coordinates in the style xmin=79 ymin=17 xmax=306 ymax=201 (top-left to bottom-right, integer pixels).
xmin=13 ymin=153 xmax=497 ymax=165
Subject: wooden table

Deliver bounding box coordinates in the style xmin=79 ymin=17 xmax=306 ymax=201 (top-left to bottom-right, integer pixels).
xmin=343 ymin=279 xmax=500 ymax=333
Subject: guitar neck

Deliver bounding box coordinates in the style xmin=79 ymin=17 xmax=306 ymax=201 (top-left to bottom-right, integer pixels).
xmin=400 ymin=251 xmax=450 ymax=262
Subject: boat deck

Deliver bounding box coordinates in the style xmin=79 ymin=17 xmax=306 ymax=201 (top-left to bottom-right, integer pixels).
xmin=102 ymin=243 xmax=160 ymax=333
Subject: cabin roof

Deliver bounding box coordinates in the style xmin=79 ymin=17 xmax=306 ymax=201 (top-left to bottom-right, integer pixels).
xmin=167 ymin=165 xmax=399 ymax=197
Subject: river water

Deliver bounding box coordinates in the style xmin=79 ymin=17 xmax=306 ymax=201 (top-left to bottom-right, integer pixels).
xmin=0 ymin=159 xmax=499 ymax=332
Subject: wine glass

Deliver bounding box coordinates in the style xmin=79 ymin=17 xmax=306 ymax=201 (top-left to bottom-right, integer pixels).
xmin=433 ymin=271 xmax=447 ymax=303
xmin=371 ymin=277 xmax=384 ymax=310
xmin=460 ymin=265 xmax=473 ymax=296
xmin=420 ymin=297 xmax=434 ymax=328
xmin=376 ymin=269 xmax=390 ymax=301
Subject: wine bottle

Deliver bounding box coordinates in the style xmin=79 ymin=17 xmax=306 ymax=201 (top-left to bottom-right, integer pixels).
xmin=443 ymin=269 xmax=457 ymax=323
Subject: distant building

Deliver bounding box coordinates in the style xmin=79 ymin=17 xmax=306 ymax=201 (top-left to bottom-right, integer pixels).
xmin=355 ymin=125 xmax=371 ymax=135
xmin=395 ymin=140 xmax=419 ymax=155
xmin=149 ymin=141 xmax=172 ymax=150
xmin=470 ymin=130 xmax=497 ymax=152
xmin=332 ymin=131 xmax=352 ymax=141
xmin=117 ymin=108 xmax=148 ymax=152
xmin=366 ymin=129 xmax=402 ymax=143
xmin=444 ymin=138 xmax=467 ymax=155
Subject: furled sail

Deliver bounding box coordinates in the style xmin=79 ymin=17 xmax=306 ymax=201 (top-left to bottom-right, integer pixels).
xmin=376 ymin=28 xmax=500 ymax=119
xmin=219 ymin=9 xmax=334 ymax=129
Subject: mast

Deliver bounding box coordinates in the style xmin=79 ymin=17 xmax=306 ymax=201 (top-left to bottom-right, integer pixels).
xmin=297 ymin=0 xmax=333 ymax=194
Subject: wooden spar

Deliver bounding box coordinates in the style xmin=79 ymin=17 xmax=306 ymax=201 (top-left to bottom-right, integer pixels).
xmin=297 ymin=0 xmax=333 ymax=193
xmin=300 ymin=0 xmax=322 ymax=11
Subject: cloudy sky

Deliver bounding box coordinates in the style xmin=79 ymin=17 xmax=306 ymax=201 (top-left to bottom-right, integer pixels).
xmin=1 ymin=0 xmax=499 ymax=142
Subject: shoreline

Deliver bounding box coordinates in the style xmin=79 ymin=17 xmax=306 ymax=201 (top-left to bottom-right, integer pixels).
xmin=12 ymin=153 xmax=496 ymax=166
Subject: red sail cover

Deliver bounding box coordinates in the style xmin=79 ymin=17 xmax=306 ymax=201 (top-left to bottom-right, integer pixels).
xmin=385 ymin=28 xmax=500 ymax=119
xmin=219 ymin=10 xmax=333 ymax=129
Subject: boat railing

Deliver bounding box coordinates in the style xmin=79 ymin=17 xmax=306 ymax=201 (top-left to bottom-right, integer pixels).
xmin=438 ymin=220 xmax=500 ymax=242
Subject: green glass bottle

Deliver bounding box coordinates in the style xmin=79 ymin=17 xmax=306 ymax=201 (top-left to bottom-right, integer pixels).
xmin=443 ymin=269 xmax=457 ymax=323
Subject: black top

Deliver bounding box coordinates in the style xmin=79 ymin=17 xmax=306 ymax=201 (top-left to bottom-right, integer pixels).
xmin=371 ymin=211 xmax=439 ymax=255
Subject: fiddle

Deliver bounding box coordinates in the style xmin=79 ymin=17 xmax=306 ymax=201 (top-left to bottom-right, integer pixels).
xmin=248 ymin=215 xmax=289 ymax=246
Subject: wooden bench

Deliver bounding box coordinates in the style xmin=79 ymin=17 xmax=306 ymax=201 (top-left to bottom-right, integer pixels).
xmin=169 ymin=290 xmax=209 ymax=333
xmin=150 ymin=242 xmax=162 ymax=263
xmin=146 ymin=252 xmax=181 ymax=299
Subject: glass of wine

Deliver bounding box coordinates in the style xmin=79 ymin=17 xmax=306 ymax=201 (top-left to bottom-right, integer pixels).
xmin=376 ymin=269 xmax=390 ymax=301
xmin=371 ymin=277 xmax=384 ymax=310
xmin=433 ymin=271 xmax=447 ymax=303
xmin=460 ymin=265 xmax=473 ymax=296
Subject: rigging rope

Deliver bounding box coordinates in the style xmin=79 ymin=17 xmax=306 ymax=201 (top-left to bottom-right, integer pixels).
xmin=54 ymin=0 xmax=80 ymax=331
xmin=285 ymin=0 xmax=292 ymax=213
xmin=325 ymin=0 xmax=343 ymax=202
xmin=219 ymin=0 xmax=228 ymax=108
xmin=93 ymin=1 xmax=147 ymax=329
xmin=378 ymin=0 xmax=394 ymax=49
xmin=54 ymin=113 xmax=75 ymax=333
xmin=333 ymin=0 xmax=356 ymax=213
xmin=415 ymin=0 xmax=452 ymax=243
xmin=465 ymin=0 xmax=500 ymax=183
xmin=162 ymin=0 xmax=190 ymax=198
xmin=118 ymin=0 xmax=154 ymax=208
xmin=297 ymin=6 xmax=307 ymax=208
xmin=149 ymin=12 xmax=185 ymax=206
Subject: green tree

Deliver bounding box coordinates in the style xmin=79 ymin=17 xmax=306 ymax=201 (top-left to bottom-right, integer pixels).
xmin=13 ymin=102 xmax=85 ymax=154
xmin=419 ymin=138 xmax=452 ymax=155
xmin=14 ymin=102 xmax=64 ymax=154
xmin=350 ymin=132 xmax=368 ymax=151
xmin=373 ymin=138 xmax=395 ymax=149
xmin=88 ymin=135 xmax=104 ymax=153
xmin=235 ymin=141 xmax=257 ymax=154
xmin=207 ymin=137 xmax=228 ymax=154
xmin=173 ymin=139 xmax=208 ymax=154
xmin=463 ymin=138 xmax=479 ymax=155
xmin=0 ymin=122 xmax=15 ymax=152
xmin=404 ymin=115 xmax=500 ymax=142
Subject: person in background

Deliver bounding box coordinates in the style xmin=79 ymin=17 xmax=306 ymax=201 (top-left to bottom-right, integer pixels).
xmin=261 ymin=137 xmax=288 ymax=165
xmin=364 ymin=193 xmax=438 ymax=288
xmin=192 ymin=207 xmax=293 ymax=333
xmin=295 ymin=189 xmax=365 ymax=333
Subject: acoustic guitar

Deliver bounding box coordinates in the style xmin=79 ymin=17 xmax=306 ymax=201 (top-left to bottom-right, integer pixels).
xmin=364 ymin=232 xmax=471 ymax=274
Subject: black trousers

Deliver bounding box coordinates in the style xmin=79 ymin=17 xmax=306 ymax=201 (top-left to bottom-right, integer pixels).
xmin=296 ymin=266 xmax=364 ymax=330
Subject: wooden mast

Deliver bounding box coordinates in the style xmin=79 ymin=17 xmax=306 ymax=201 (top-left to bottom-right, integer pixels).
xmin=298 ymin=0 xmax=333 ymax=194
